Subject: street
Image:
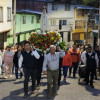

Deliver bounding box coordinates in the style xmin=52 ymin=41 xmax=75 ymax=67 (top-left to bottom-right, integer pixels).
xmin=0 ymin=73 xmax=100 ymax=100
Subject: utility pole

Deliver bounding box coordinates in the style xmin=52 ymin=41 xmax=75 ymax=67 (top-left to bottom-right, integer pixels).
xmin=13 ymin=0 xmax=16 ymax=46
xmin=85 ymin=14 xmax=88 ymax=45
xmin=98 ymin=0 xmax=100 ymax=47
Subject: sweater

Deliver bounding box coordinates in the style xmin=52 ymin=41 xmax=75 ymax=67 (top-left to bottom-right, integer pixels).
xmin=3 ymin=50 xmax=14 ymax=64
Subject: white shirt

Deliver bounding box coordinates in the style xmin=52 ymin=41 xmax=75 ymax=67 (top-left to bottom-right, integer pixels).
xmin=43 ymin=51 xmax=65 ymax=71
xmin=19 ymin=50 xmax=40 ymax=68
xmin=81 ymin=51 xmax=86 ymax=64
xmin=84 ymin=52 xmax=99 ymax=67
xmin=0 ymin=56 xmax=2 ymax=67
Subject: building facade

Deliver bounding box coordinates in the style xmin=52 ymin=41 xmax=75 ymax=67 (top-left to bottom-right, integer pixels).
xmin=0 ymin=0 xmax=12 ymax=49
xmin=7 ymin=10 xmax=42 ymax=45
xmin=47 ymin=2 xmax=99 ymax=45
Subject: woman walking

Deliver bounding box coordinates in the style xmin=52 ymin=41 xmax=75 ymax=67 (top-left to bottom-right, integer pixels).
xmin=3 ymin=46 xmax=14 ymax=79
xmin=62 ymin=49 xmax=72 ymax=83
xmin=13 ymin=45 xmax=23 ymax=80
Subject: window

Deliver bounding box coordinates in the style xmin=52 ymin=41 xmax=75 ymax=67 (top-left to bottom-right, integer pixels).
xmin=65 ymin=5 xmax=70 ymax=11
xmin=50 ymin=19 xmax=56 ymax=26
xmin=53 ymin=19 xmax=56 ymax=25
xmin=7 ymin=7 xmax=11 ymax=21
xmin=68 ymin=32 xmax=70 ymax=42
xmin=22 ymin=16 xmax=26 ymax=24
xmin=77 ymin=9 xmax=84 ymax=17
xmin=75 ymin=21 xmax=85 ymax=28
xmin=52 ymin=4 xmax=57 ymax=10
xmin=31 ymin=16 xmax=34 ymax=23
xmin=0 ymin=7 xmax=3 ymax=22
xmin=62 ymin=20 xmax=67 ymax=25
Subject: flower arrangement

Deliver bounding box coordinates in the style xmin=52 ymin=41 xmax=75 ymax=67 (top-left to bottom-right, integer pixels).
xmin=28 ymin=31 xmax=61 ymax=51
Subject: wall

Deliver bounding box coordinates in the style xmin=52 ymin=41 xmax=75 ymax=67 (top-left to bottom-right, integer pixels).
xmin=0 ymin=0 xmax=12 ymax=32
xmin=7 ymin=13 xmax=40 ymax=45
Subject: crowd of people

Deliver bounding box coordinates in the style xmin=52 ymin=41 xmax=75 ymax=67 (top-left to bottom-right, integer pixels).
xmin=0 ymin=41 xmax=100 ymax=99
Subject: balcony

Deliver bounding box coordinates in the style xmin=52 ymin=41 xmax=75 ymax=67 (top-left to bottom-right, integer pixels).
xmin=48 ymin=25 xmax=71 ymax=31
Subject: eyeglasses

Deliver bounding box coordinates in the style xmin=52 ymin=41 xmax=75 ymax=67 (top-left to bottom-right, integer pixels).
xmin=51 ymin=54 xmax=57 ymax=61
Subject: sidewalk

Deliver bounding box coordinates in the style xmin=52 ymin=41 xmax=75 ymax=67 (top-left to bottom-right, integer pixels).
xmin=0 ymin=74 xmax=100 ymax=100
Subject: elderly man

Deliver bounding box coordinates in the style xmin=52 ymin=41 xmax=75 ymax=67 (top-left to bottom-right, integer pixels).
xmin=43 ymin=45 xmax=65 ymax=99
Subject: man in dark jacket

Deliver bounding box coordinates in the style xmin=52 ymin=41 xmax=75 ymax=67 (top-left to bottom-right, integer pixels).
xmin=19 ymin=41 xmax=40 ymax=98
xmin=84 ymin=46 xmax=98 ymax=88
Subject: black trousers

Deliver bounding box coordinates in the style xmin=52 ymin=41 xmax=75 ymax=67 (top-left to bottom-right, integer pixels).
xmin=58 ymin=65 xmax=61 ymax=85
xmin=24 ymin=68 xmax=37 ymax=94
xmin=94 ymin=69 xmax=97 ymax=79
xmin=36 ymin=65 xmax=42 ymax=86
xmin=69 ymin=62 xmax=78 ymax=77
xmin=36 ymin=56 xmax=44 ymax=86
xmin=86 ymin=69 xmax=95 ymax=86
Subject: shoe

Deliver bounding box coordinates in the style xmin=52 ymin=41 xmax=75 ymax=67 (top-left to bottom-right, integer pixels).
xmin=63 ymin=79 xmax=66 ymax=83
xmin=90 ymin=85 xmax=94 ymax=88
xmin=4 ymin=76 xmax=7 ymax=79
xmin=23 ymin=94 xmax=28 ymax=98
xmin=47 ymin=95 xmax=52 ymax=99
xmin=85 ymin=83 xmax=88 ymax=85
xmin=73 ymin=76 xmax=76 ymax=78
xmin=9 ymin=75 xmax=12 ymax=78
xmin=52 ymin=92 xmax=57 ymax=97
xmin=58 ymin=83 xmax=60 ymax=86
xmin=36 ymin=85 xmax=40 ymax=90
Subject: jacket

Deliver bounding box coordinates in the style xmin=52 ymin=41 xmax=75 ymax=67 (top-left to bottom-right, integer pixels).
xmin=69 ymin=48 xmax=80 ymax=63
xmin=62 ymin=53 xmax=72 ymax=67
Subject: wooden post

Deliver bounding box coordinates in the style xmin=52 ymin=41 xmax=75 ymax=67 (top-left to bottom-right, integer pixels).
xmin=13 ymin=0 xmax=16 ymax=46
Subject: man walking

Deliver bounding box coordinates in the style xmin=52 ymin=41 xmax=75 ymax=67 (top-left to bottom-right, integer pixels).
xmin=19 ymin=41 xmax=40 ymax=98
xmin=84 ymin=46 xmax=98 ymax=88
xmin=43 ymin=45 xmax=65 ymax=99
xmin=69 ymin=45 xmax=80 ymax=78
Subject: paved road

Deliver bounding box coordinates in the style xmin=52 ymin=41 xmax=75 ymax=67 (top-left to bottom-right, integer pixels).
xmin=0 ymin=74 xmax=100 ymax=100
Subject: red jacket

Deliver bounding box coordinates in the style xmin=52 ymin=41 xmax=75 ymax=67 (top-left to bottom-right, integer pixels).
xmin=62 ymin=53 xmax=72 ymax=67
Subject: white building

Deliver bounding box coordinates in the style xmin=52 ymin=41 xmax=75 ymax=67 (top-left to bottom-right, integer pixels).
xmin=47 ymin=3 xmax=75 ymax=44
xmin=0 ymin=0 xmax=12 ymax=49
xmin=47 ymin=2 xmax=99 ymax=45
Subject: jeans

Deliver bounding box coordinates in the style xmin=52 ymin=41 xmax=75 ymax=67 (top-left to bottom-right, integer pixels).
xmin=63 ymin=66 xmax=69 ymax=77
xmin=15 ymin=67 xmax=23 ymax=79
xmin=15 ymin=67 xmax=18 ymax=79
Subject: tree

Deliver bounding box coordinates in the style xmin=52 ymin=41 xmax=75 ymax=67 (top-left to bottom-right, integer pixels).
xmin=83 ymin=0 xmax=99 ymax=7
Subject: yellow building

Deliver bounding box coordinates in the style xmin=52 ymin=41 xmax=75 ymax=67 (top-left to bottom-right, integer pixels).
xmin=72 ymin=6 xmax=99 ymax=42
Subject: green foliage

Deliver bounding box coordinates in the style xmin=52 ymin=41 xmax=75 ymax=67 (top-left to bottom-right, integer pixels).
xmin=83 ymin=0 xmax=98 ymax=7
xmin=59 ymin=41 xmax=66 ymax=50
